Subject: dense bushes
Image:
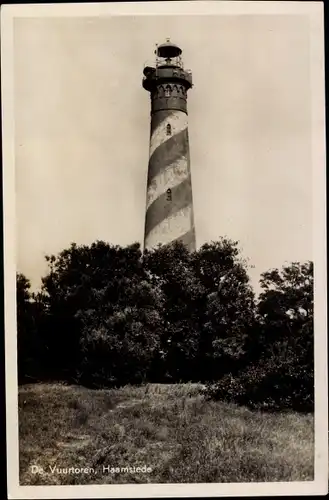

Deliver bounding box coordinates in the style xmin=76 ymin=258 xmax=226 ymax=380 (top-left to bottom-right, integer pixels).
xmin=16 ymin=239 xmax=314 ymax=411
xmin=204 ymin=261 xmax=314 ymax=412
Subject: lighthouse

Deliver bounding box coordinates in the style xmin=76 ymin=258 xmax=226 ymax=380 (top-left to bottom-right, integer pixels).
xmin=142 ymin=39 xmax=196 ymax=251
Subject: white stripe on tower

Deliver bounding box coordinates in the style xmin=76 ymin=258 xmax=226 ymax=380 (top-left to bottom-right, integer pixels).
xmin=149 ymin=112 xmax=188 ymax=157
xmin=145 ymin=206 xmax=193 ymax=247
xmin=146 ymin=157 xmax=188 ymax=210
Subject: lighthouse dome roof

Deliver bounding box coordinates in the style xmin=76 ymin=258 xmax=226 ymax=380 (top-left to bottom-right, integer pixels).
xmin=157 ymin=41 xmax=182 ymax=59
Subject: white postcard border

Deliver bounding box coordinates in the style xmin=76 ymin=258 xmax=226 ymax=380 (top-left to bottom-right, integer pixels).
xmin=2 ymin=2 xmax=327 ymax=498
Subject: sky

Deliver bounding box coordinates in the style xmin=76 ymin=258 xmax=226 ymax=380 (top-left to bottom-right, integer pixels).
xmin=14 ymin=13 xmax=313 ymax=294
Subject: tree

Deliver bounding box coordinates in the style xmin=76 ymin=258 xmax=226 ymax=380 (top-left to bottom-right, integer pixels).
xmin=144 ymin=238 xmax=256 ymax=382
xmin=256 ymin=261 xmax=313 ymax=371
xmin=192 ymin=239 xmax=256 ymax=380
xmin=143 ymin=241 xmax=204 ymax=381
xmin=255 ymin=261 xmax=314 ymax=410
xmin=258 ymin=261 xmax=313 ymax=323
xmin=78 ymin=274 xmax=164 ymax=387
xmin=17 ymin=273 xmax=46 ymax=383
xmin=39 ymin=241 xmax=163 ymax=386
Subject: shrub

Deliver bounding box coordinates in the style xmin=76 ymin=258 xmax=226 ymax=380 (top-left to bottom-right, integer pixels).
xmin=204 ymin=354 xmax=314 ymax=413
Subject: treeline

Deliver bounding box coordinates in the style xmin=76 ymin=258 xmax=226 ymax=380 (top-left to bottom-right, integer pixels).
xmin=17 ymin=238 xmax=314 ymax=412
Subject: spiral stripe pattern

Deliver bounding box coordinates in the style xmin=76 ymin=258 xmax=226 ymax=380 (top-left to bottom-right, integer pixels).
xmin=144 ymin=108 xmax=196 ymax=251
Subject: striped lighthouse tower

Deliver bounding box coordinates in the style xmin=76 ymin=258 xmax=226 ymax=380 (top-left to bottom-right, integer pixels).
xmin=142 ymin=39 xmax=196 ymax=251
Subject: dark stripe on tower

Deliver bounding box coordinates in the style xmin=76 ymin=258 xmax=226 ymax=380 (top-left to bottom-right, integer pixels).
xmin=150 ymin=110 xmax=176 ymax=133
xmin=172 ymin=228 xmax=196 ymax=251
xmin=145 ymin=175 xmax=193 ymax=236
xmin=148 ymin=128 xmax=189 ymax=183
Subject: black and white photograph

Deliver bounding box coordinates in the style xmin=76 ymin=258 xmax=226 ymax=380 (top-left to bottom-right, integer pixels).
xmin=2 ymin=1 xmax=327 ymax=498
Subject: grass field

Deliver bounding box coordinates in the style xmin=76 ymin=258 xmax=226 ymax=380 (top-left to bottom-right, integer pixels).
xmin=18 ymin=382 xmax=314 ymax=485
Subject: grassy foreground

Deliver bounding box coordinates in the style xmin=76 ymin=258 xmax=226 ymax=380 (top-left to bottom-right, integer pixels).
xmin=19 ymin=383 xmax=314 ymax=485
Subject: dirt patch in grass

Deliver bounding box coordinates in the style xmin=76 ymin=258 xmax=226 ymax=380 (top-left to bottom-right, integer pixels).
xmin=18 ymin=382 xmax=314 ymax=485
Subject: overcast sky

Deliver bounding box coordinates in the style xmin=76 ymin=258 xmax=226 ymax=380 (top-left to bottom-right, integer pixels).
xmin=14 ymin=13 xmax=313 ymax=294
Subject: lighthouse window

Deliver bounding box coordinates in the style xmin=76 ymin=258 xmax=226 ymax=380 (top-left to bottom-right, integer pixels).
xmin=165 ymin=86 xmax=171 ymax=97
xmin=166 ymin=124 xmax=172 ymax=136
xmin=166 ymin=188 xmax=172 ymax=201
